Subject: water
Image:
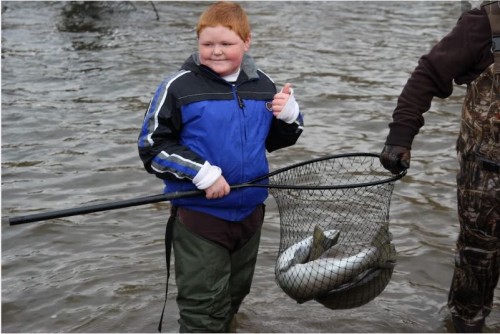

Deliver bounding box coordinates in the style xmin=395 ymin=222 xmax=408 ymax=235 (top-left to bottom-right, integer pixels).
xmin=2 ymin=1 xmax=499 ymax=332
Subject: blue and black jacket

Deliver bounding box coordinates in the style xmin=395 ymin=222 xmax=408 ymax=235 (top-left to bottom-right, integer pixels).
xmin=138 ymin=53 xmax=304 ymax=221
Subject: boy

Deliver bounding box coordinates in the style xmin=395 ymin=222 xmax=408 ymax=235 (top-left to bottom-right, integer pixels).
xmin=138 ymin=2 xmax=304 ymax=332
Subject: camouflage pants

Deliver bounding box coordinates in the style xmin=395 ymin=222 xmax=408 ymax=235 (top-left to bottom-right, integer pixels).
xmin=448 ymin=153 xmax=500 ymax=326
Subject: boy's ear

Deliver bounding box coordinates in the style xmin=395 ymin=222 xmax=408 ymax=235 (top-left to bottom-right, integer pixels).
xmin=244 ymin=33 xmax=252 ymax=51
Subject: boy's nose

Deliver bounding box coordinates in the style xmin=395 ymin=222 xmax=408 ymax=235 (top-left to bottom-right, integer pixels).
xmin=213 ymin=45 xmax=223 ymax=55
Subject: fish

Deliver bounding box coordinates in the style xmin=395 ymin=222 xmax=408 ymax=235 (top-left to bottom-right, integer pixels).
xmin=276 ymin=225 xmax=340 ymax=274
xmin=314 ymin=242 xmax=396 ymax=309
xmin=275 ymin=224 xmax=396 ymax=304
xmin=314 ymin=267 xmax=394 ymax=309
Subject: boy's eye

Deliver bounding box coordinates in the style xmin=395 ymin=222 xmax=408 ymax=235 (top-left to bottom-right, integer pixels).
xmin=200 ymin=42 xmax=235 ymax=47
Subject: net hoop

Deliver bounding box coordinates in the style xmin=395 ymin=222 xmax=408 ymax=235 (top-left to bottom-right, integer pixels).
xmin=250 ymin=152 xmax=406 ymax=190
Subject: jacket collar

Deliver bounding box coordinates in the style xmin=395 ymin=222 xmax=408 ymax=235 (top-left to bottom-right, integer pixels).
xmin=183 ymin=53 xmax=260 ymax=83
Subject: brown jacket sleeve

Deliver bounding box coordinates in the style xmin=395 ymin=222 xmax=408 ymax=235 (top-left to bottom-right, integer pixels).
xmin=385 ymin=7 xmax=494 ymax=148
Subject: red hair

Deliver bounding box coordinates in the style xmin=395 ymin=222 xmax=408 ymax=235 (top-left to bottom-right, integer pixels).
xmin=196 ymin=1 xmax=251 ymax=41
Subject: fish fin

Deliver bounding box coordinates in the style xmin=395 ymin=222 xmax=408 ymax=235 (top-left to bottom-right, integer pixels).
xmin=307 ymin=225 xmax=339 ymax=262
xmin=371 ymin=225 xmax=393 ymax=248
xmin=378 ymin=260 xmax=397 ymax=269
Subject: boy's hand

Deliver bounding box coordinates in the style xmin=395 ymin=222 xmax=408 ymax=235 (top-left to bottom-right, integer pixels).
xmin=271 ymin=83 xmax=293 ymax=116
xmin=204 ymin=175 xmax=230 ymax=199
xmin=270 ymin=83 xmax=299 ymax=124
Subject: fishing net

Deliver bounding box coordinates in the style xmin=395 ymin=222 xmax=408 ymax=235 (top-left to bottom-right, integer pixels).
xmin=267 ymin=153 xmax=404 ymax=309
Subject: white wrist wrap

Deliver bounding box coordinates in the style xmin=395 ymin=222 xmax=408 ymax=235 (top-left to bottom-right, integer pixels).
xmin=193 ymin=161 xmax=222 ymax=190
xmin=277 ymin=88 xmax=300 ymax=124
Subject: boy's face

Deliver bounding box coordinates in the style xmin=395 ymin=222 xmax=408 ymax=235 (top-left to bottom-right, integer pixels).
xmin=198 ymin=25 xmax=250 ymax=77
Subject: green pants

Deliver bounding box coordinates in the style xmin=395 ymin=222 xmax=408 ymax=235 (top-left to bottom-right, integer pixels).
xmin=173 ymin=218 xmax=261 ymax=333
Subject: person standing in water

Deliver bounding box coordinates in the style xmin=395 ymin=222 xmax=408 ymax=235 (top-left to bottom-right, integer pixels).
xmin=138 ymin=1 xmax=304 ymax=332
xmin=379 ymin=2 xmax=498 ymax=332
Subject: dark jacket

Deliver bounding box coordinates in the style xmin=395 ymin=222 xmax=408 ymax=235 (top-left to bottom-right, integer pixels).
xmin=385 ymin=5 xmax=494 ymax=148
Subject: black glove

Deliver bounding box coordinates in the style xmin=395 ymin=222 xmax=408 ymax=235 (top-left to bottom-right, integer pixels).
xmin=380 ymin=145 xmax=411 ymax=174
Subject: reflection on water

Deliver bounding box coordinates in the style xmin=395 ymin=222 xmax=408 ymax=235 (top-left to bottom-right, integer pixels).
xmin=2 ymin=1 xmax=499 ymax=333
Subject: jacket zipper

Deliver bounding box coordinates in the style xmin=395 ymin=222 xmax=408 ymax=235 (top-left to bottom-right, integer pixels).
xmin=232 ymin=84 xmax=247 ymax=212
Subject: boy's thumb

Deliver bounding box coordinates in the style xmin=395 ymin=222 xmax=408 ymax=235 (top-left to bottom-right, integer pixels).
xmin=280 ymin=83 xmax=292 ymax=94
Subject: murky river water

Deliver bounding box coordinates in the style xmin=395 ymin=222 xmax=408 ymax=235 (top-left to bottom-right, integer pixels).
xmin=2 ymin=1 xmax=499 ymax=332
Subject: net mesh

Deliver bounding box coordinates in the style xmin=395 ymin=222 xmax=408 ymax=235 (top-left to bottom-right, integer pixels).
xmin=268 ymin=153 xmax=401 ymax=309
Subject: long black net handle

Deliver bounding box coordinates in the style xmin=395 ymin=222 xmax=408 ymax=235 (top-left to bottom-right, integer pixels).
xmin=5 ymin=153 xmax=406 ymax=225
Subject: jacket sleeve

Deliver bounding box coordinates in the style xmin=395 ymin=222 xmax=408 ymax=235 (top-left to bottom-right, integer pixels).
xmin=137 ymin=78 xmax=206 ymax=181
xmin=266 ymin=112 xmax=304 ymax=153
xmin=385 ymin=8 xmax=492 ymax=149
